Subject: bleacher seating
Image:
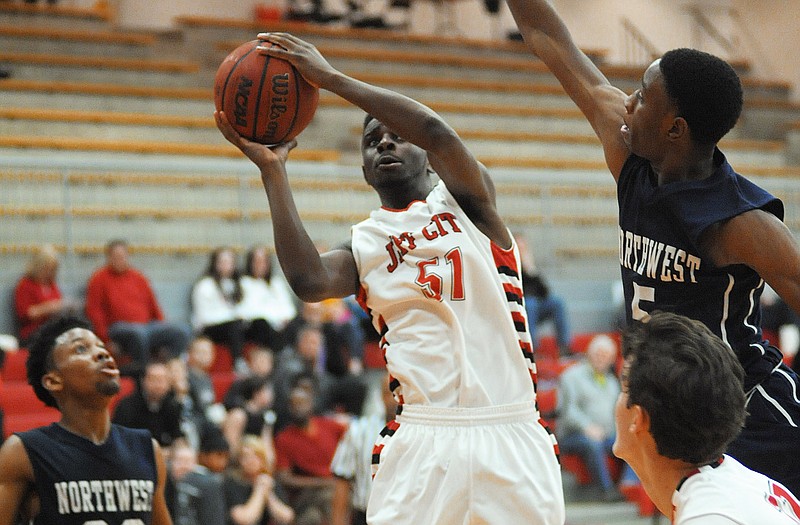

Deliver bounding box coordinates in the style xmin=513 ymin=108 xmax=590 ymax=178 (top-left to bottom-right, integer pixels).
xmin=0 ymin=2 xmax=799 ymax=372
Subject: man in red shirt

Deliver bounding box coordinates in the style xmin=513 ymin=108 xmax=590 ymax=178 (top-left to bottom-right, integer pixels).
xmin=86 ymin=239 xmax=191 ymax=374
xmin=274 ymin=375 xmax=347 ymax=525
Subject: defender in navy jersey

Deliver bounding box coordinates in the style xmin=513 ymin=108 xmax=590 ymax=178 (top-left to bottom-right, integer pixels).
xmin=216 ymin=33 xmax=564 ymax=525
xmin=0 ymin=315 xmax=172 ymax=525
xmin=505 ymin=0 xmax=800 ymax=494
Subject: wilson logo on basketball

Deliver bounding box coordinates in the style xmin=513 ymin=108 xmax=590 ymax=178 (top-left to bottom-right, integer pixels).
xmin=264 ymin=74 xmax=290 ymax=142
xmin=234 ymin=76 xmax=253 ymax=127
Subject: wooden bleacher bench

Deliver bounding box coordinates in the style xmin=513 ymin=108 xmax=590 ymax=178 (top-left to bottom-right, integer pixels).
xmin=0 ymin=107 xmax=215 ymax=129
xmin=0 ymin=78 xmax=210 ymax=100
xmin=329 ymin=69 xmax=569 ymax=96
xmin=0 ymin=2 xmax=110 ymax=22
xmin=0 ymin=135 xmax=341 ymax=162
xmin=182 ymin=15 xmax=608 ymax=62
xmin=0 ymin=24 xmax=156 ymax=47
xmin=0 ymin=51 xmax=200 ymax=74
xmin=0 ymin=80 xmax=584 ymax=123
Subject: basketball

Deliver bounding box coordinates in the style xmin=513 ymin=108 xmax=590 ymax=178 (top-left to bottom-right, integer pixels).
xmin=214 ymin=39 xmax=319 ymax=145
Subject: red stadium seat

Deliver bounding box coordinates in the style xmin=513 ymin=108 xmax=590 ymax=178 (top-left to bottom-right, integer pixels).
xmin=1 ymin=349 xmax=29 ymax=382
xmin=211 ymin=371 xmax=236 ymax=402
xmin=4 ymin=410 xmax=60 ymax=437
xmin=210 ymin=344 xmax=234 ymax=373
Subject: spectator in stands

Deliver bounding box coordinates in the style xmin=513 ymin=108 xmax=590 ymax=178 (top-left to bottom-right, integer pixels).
xmin=224 ymin=434 xmax=295 ymax=525
xmin=198 ymin=421 xmax=232 ymax=477
xmin=185 ymin=335 xmax=226 ymax=424
xmin=112 ymin=360 xmax=184 ymax=447
xmin=0 ymin=68 xmax=9 ymax=79
xmin=14 ymin=244 xmax=78 ymax=345
xmin=166 ymin=437 xmax=227 ymax=525
xmin=274 ymin=377 xmax=347 ymax=525
xmin=320 ymin=298 xmax=367 ymax=376
xmin=282 ymin=302 xmax=369 ymax=412
xmin=224 ymin=344 xmax=276 ymax=411
xmin=167 ymin=356 xmax=206 ymax=450
xmin=273 ymin=324 xmax=367 ymax=431
xmin=222 ymin=375 xmax=277 ymax=459
xmin=192 ymin=246 xmax=249 ymax=375
xmin=515 ymin=233 xmax=573 ymax=356
xmin=556 ymin=333 xmax=636 ymax=501
xmin=615 ymin=312 xmax=800 ymax=522
xmin=331 ymin=371 xmax=397 ymax=525
xmin=238 ymin=245 xmax=299 ymax=353
xmin=86 ymin=239 xmax=191 ymax=375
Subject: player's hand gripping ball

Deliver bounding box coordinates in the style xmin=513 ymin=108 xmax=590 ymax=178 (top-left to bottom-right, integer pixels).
xmin=214 ymin=39 xmax=319 ymax=145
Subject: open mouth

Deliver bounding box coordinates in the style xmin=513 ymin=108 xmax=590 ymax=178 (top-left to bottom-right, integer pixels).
xmin=101 ymin=366 xmax=120 ymax=377
xmin=377 ymin=155 xmax=401 ymax=168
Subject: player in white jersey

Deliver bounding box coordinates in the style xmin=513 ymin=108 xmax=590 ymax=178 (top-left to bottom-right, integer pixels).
xmin=216 ymin=32 xmax=564 ymax=525
xmin=615 ymin=312 xmax=800 ymax=524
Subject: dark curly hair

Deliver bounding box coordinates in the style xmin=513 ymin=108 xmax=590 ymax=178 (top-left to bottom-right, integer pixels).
xmin=621 ymin=311 xmax=746 ymax=464
xmin=659 ymin=48 xmax=743 ymax=145
xmin=26 ymin=314 xmax=93 ymax=408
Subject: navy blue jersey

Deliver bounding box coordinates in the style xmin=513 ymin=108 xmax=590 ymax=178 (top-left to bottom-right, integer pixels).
xmin=618 ymin=149 xmax=785 ymax=390
xmin=17 ymin=423 xmax=157 ymax=525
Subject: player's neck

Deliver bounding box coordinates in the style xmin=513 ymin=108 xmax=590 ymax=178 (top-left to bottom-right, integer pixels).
xmin=651 ymin=144 xmax=717 ymax=185
xmin=377 ymin=176 xmax=434 ymax=210
xmin=58 ymin=409 xmax=113 ymax=445
xmin=637 ymin=455 xmax=696 ymax=517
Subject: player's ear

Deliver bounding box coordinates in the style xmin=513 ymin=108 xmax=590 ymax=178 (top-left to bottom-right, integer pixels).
xmin=629 ymin=404 xmax=650 ymax=434
xmin=668 ymin=116 xmax=688 ymax=141
xmin=42 ymin=371 xmax=64 ymax=394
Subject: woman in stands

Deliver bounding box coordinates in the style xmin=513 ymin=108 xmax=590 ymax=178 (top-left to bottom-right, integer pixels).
xmin=191 ymin=246 xmax=249 ymax=374
xmin=14 ymin=244 xmax=77 ymax=346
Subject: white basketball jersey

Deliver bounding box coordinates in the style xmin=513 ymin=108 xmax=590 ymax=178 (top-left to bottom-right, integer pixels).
xmin=673 ymin=455 xmax=800 ymax=524
xmin=351 ymin=181 xmax=537 ymax=408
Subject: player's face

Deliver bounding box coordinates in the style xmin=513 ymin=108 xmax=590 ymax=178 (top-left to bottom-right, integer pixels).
xmin=361 ymin=119 xmax=429 ymax=190
xmin=50 ymin=327 xmax=121 ymax=399
xmin=621 ymin=60 xmax=678 ymax=161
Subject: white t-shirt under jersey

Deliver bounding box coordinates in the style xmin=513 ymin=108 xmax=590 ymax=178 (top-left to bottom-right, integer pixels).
xmin=351 ymin=181 xmax=537 ymax=408
xmin=673 ymin=455 xmax=800 ymax=524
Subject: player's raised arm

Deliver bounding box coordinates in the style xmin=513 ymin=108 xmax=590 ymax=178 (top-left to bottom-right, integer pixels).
xmin=257 ymin=32 xmax=510 ymax=248
xmin=215 ymin=114 xmax=359 ymax=302
xmin=504 ymin=0 xmax=630 ymax=179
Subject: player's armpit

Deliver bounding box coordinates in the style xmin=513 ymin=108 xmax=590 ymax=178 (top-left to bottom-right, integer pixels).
xmin=701 ymin=210 xmax=800 ymax=315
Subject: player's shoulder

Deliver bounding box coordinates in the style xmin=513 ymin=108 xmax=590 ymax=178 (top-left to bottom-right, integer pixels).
xmin=0 ymin=434 xmax=34 ymax=481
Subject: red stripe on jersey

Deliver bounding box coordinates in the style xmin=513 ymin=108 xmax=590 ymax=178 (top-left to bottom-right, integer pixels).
xmin=386 ymin=420 xmax=400 ymax=431
xmin=356 ymin=284 xmax=369 ymax=315
xmin=511 ymin=311 xmax=527 ymax=332
xmin=491 ymin=241 xmax=519 ymax=274
xmin=372 ymin=443 xmax=384 ymax=456
xmin=503 ymin=283 xmax=523 ymax=297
